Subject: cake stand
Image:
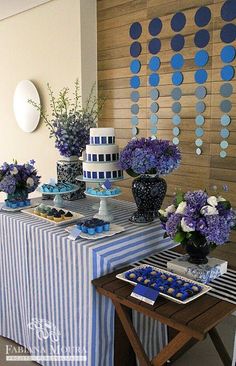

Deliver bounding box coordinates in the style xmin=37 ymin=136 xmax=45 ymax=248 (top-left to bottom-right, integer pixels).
xmin=85 ymin=192 xmax=122 ymax=222
xmin=38 ymin=184 xmax=79 ymax=208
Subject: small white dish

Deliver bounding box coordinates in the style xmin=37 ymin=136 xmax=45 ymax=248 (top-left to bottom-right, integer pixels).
xmin=65 ymin=224 xmax=125 ymax=240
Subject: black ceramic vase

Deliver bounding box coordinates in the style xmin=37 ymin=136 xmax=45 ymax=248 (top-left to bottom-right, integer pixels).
xmin=130 ymin=174 xmax=167 ymax=224
xmin=185 ymin=235 xmax=210 ymax=265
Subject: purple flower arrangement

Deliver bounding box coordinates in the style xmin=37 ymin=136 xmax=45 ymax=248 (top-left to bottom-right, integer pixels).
xmin=119 ymin=137 xmax=181 ymax=176
xmin=0 ymin=160 xmax=41 ymax=195
xmin=159 ymin=190 xmax=236 ymax=247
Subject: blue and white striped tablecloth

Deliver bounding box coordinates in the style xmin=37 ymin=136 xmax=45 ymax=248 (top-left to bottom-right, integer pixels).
xmin=0 ymin=197 xmax=175 ymax=366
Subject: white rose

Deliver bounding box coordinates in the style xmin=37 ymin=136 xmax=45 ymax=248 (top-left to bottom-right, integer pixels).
xmin=200 ymin=205 xmax=219 ymax=216
xmin=207 ymin=196 xmax=218 ymax=207
xmin=175 ymin=201 xmax=186 ymax=214
xmin=217 ymin=196 xmax=226 ymax=202
xmin=26 ymin=177 xmax=34 ymax=187
xmin=158 ymin=209 xmax=167 ymax=217
xmin=181 ymin=217 xmax=195 ymax=232
xmin=10 ymin=167 xmax=18 ymax=175
xmin=166 ymin=204 xmax=176 ymax=214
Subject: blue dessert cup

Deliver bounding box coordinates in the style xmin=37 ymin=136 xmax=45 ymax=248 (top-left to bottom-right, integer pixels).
xmin=96 ymin=225 xmax=104 ymax=233
xmin=87 ymin=227 xmax=96 ymax=235
xmin=81 ymin=225 xmax=88 ymax=233
xmin=103 ymin=222 xmax=110 ymax=231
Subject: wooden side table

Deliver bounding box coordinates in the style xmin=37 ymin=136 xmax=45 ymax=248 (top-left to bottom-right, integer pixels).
xmin=92 ymin=266 xmax=236 ymax=366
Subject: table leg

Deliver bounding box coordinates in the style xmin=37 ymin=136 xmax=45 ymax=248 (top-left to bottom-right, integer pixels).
xmin=209 ymin=328 xmax=232 ymax=366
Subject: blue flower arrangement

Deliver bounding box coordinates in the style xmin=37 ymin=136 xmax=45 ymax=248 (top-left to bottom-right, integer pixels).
xmin=159 ymin=190 xmax=236 ymax=247
xmin=119 ymin=137 xmax=181 ymax=177
xmin=0 ymin=160 xmax=41 ymax=195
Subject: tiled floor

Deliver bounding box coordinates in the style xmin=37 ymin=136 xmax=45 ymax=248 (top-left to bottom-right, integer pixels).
xmin=0 ymin=315 xmax=235 ymax=365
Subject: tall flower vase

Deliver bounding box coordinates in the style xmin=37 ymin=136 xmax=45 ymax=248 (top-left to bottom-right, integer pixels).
xmin=57 ymin=156 xmax=85 ymax=200
xmin=130 ymin=174 xmax=167 ymax=224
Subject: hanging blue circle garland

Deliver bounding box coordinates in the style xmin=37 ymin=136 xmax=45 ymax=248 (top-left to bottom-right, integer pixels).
xmin=194 ymin=50 xmax=209 ymax=67
xmin=130 ymin=59 xmax=141 ymax=74
xmin=148 ymin=38 xmax=161 ymax=54
xmin=194 ymin=29 xmax=210 ymax=48
xmin=220 ymin=83 xmax=233 ymax=97
xmin=195 ymin=69 xmax=208 ymax=84
xmin=149 ymin=56 xmax=161 ymax=71
xmin=220 ymin=45 xmax=236 ymax=63
xmin=172 ymin=72 xmax=183 ymax=86
xmin=130 ymin=75 xmax=140 ymax=88
xmin=171 ymin=54 xmax=185 ymax=69
xmin=221 ymin=0 xmax=236 ymax=22
xmin=130 ymin=41 xmax=142 ymax=57
xmin=221 ymin=65 xmax=235 ymax=81
xmin=130 ymin=91 xmax=140 ymax=102
xmin=220 ymin=23 xmax=236 ymax=43
xmin=129 ymin=22 xmax=142 ymax=40
xmin=171 ymin=34 xmax=185 ymax=52
xmin=149 ymin=73 xmax=160 ymax=86
xmin=148 ymin=18 xmax=162 ymax=36
xmin=171 ymin=12 xmax=186 ymax=32
xmin=194 ymin=6 xmax=211 ymax=27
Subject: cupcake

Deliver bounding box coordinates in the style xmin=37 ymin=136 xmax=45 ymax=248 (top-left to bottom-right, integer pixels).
xmin=95 ymin=220 xmax=104 ymax=233
xmin=64 ymin=211 xmax=73 ymax=220
xmin=53 ymin=212 xmax=63 ymax=222
xmin=47 ymin=210 xmax=54 ymax=220
xmin=103 ymin=222 xmax=110 ymax=232
xmin=40 ymin=209 xmax=48 ymax=218
xmin=87 ymin=224 xmax=96 ymax=235
xmin=34 ymin=207 xmax=41 ymax=215
xmin=59 ymin=209 xmax=66 ymax=219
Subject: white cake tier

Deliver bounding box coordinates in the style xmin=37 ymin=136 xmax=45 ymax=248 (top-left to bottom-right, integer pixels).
xmin=85 ymin=144 xmax=119 ymax=163
xmin=83 ymin=161 xmax=123 ymax=180
xmin=89 ymin=128 xmax=115 ymax=145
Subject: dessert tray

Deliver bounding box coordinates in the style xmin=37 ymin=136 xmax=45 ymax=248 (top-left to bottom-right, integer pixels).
xmin=116 ymin=265 xmax=212 ymax=305
xmin=22 ymin=205 xmax=84 ymax=226
xmin=66 ymin=224 xmax=125 ymax=240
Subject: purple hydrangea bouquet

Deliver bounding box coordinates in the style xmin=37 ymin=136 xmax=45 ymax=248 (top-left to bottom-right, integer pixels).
xmin=119 ymin=137 xmax=181 ymax=223
xmin=159 ymin=190 xmax=236 ymax=264
xmin=0 ymin=160 xmax=41 ymax=206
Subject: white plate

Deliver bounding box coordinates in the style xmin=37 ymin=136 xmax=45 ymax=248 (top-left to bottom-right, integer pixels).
xmin=21 ymin=205 xmax=84 ymax=226
xmin=116 ymin=264 xmax=212 ymax=305
xmin=38 ymin=184 xmax=79 ymax=195
xmin=1 ymin=204 xmax=36 ymax=212
xmin=65 ymin=224 xmax=125 ymax=240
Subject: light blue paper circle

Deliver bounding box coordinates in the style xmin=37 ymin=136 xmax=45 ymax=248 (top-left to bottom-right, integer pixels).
xmin=194 ymin=50 xmax=209 ymax=67
xmin=150 ymin=88 xmax=159 ymax=100
xmin=172 ymin=102 xmax=181 ymax=113
xmin=220 ymin=100 xmax=232 ymax=113
xmin=220 ymin=128 xmax=230 ymax=139
xmin=171 ymin=87 xmax=182 ymax=100
xmin=220 ymin=151 xmax=227 ymax=158
xmin=220 ymin=140 xmax=229 ymax=149
xmin=221 ymin=114 xmax=231 ymax=126
xmin=172 ymin=114 xmax=181 ymax=125
xmin=195 ymin=127 xmax=204 ymax=137
xmin=172 ymin=71 xmax=183 ymax=86
xmin=195 ymin=115 xmax=205 ymax=126
xmin=131 ymin=104 xmax=139 ymax=114
xmin=131 ymin=116 xmax=138 ymax=125
xmin=173 ymin=127 xmax=180 ymax=136
xmin=150 ymin=114 xmax=158 ymax=125
xmin=149 ymin=56 xmax=161 ymax=71
xmin=151 ymin=126 xmax=158 ymax=134
xmin=195 ymin=86 xmax=207 ymax=99
xmin=196 ymin=101 xmax=206 ymax=113
xmin=195 ymin=69 xmax=208 ymax=84
xmin=132 ymin=126 xmax=138 ymax=136
xmin=130 ymin=75 xmax=140 ymax=89
xmin=130 ymin=59 xmax=141 ymax=74
xmin=221 ymin=65 xmax=235 ymax=81
xmin=171 ymin=54 xmax=185 ymax=69
xmin=195 ymin=138 xmax=203 ymax=147
xmin=130 ymin=91 xmax=140 ymax=102
xmin=220 ymin=45 xmax=236 ymax=63
xmin=196 ymin=148 xmax=202 ymax=155
xmin=173 ymin=137 xmax=179 ymax=145
xmin=220 ymin=83 xmax=233 ymax=97
xmin=150 ymin=102 xmax=159 ymax=113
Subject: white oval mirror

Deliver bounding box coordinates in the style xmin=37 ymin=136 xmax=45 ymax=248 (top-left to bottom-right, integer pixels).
xmin=13 ymin=80 xmax=40 ymax=133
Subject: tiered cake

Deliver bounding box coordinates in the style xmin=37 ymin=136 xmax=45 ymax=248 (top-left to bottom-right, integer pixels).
xmin=83 ymin=128 xmax=123 ymax=181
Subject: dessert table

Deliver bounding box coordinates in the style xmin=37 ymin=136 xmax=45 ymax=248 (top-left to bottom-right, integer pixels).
xmin=0 ymin=197 xmax=175 ymax=366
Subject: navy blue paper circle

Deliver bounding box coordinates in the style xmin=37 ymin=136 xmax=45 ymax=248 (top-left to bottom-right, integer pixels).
xmin=171 ymin=12 xmax=186 ymax=32
xmin=221 ymin=65 xmax=235 ymax=81
xmin=194 ymin=6 xmax=211 ymax=27
xmin=130 ymin=42 xmax=142 ymax=57
xmin=129 ymin=22 xmax=142 ymax=40
xmin=149 ymin=73 xmax=160 ymax=86
xmin=172 ymin=72 xmax=183 ymax=86
xmin=148 ymin=38 xmax=161 ymax=54
xmin=149 ymin=18 xmax=162 ymax=36
xmin=221 ymin=0 xmax=236 ymax=22
xmin=194 ymin=50 xmax=209 ymax=67
xmin=220 ymin=45 xmax=236 ymax=63
xmin=171 ymin=34 xmax=185 ymax=52
xmin=149 ymin=56 xmax=161 ymax=71
xmin=171 ymin=54 xmax=185 ymax=69
xmin=195 ymin=69 xmax=208 ymax=84
xmin=130 ymin=76 xmax=140 ymax=89
xmin=130 ymin=59 xmax=141 ymax=74
xmin=220 ymin=23 xmax=236 ymax=44
xmin=194 ymin=29 xmax=210 ymax=48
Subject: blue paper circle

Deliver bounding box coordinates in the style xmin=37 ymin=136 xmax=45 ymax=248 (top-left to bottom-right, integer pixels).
xmin=148 ymin=38 xmax=161 ymax=54
xmin=221 ymin=114 xmax=231 ymax=126
xmin=173 ymin=137 xmax=179 ymax=145
xmin=171 ymin=34 xmax=185 ymax=52
xmin=150 ymin=102 xmax=159 ymax=113
xmin=131 ymin=104 xmax=139 ymax=114
xmin=172 ymin=115 xmax=181 ymax=125
xmin=149 ymin=56 xmax=161 ymax=71
xmin=221 ymin=0 xmax=236 ymax=22
xmin=130 ymin=91 xmax=140 ymax=102
xmin=221 ymin=65 xmax=235 ymax=81
xmin=220 ymin=128 xmax=230 ymax=138
xmin=151 ymin=126 xmax=158 ymax=135
xmin=131 ymin=116 xmax=138 ymax=125
xmin=171 ymin=87 xmax=182 ymax=100
xmin=171 ymin=12 xmax=186 ymax=32
xmin=132 ymin=126 xmax=138 ymax=136
xmin=220 ymin=150 xmax=227 ymax=158
xmin=196 ymin=101 xmax=206 ymax=113
xmin=194 ymin=50 xmax=209 ymax=67
xmin=195 ymin=115 xmax=205 ymax=126
xmin=150 ymin=114 xmax=158 ymax=125
xmin=196 ymin=147 xmax=202 ymax=155
xmin=130 ymin=59 xmax=141 ymax=74
xmin=220 ymin=100 xmax=232 ymax=113
xmin=195 ymin=127 xmax=204 ymax=137
xmin=130 ymin=42 xmax=142 ymax=57
xmin=220 ymin=83 xmax=233 ymax=97
xmin=220 ymin=45 xmax=236 ymax=63
xmin=149 ymin=18 xmax=162 ymax=36
xmin=172 ymin=102 xmax=181 ymax=113
xmin=195 ymin=6 xmax=211 ymax=27
xmin=220 ymin=140 xmax=229 ymax=149
xmin=171 ymin=54 xmax=185 ymax=69
xmin=172 ymin=72 xmax=183 ymax=86
xmin=195 ymin=69 xmax=208 ymax=84
xmin=150 ymin=88 xmax=159 ymax=100
xmin=220 ymin=23 xmax=236 ymax=44
xmin=195 ymin=138 xmax=203 ymax=147
xmin=130 ymin=76 xmax=140 ymax=89
xmin=173 ymin=127 xmax=180 ymax=136
xmin=129 ymin=22 xmax=142 ymax=40
xmin=194 ymin=29 xmax=210 ymax=48
xmin=149 ymin=73 xmax=160 ymax=86
xmin=195 ymin=86 xmax=207 ymax=99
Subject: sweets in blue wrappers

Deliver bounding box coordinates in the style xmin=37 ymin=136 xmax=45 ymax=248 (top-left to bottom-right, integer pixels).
xmin=76 ymin=218 xmax=111 ymax=235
